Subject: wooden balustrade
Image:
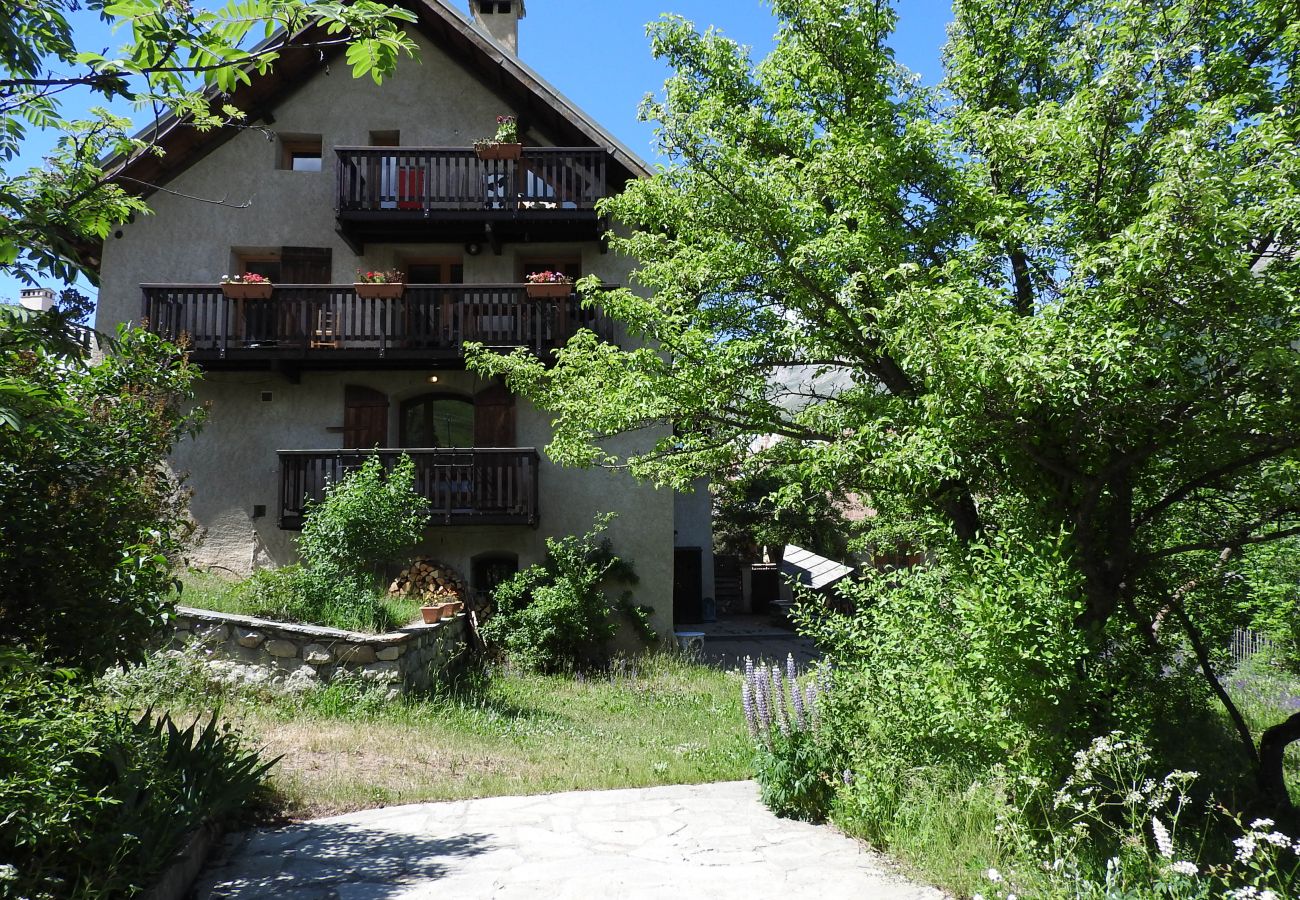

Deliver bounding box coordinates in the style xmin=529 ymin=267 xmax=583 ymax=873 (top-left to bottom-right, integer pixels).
xmin=335 ymin=147 xmax=609 ymax=213
xmin=278 ymin=448 xmax=540 ymax=529
xmin=140 ymin=283 xmax=614 ymax=366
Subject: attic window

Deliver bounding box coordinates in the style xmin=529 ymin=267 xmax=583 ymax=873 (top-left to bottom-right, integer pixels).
xmin=280 ymin=136 xmax=323 ymax=172
xmin=478 ymin=1 xmax=512 ymax=12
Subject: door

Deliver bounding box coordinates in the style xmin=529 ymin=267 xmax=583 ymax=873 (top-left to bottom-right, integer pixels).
xmin=673 ymin=547 xmax=704 ymax=625
xmin=473 ymin=382 xmax=516 ymax=447
xmin=279 ymin=247 xmax=333 ymax=343
xmin=343 ymin=386 xmax=388 ymax=449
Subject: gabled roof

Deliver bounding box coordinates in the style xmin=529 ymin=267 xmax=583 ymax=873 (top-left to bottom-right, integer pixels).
xmin=98 ymin=0 xmax=650 ymax=267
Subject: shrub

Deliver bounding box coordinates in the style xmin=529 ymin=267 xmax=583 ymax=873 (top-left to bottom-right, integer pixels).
xmin=480 ymin=515 xmax=641 ymax=672
xmin=0 ymin=311 xmax=200 ymax=674
xmin=0 ymin=656 xmax=272 ymax=899
xmin=297 ymin=453 xmax=428 ymax=584
xmin=743 ymin=655 xmax=835 ymax=822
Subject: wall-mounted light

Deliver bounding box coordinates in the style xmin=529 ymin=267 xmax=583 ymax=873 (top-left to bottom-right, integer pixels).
xmin=465 ymin=242 xmax=482 ymax=256
xmin=428 ymin=375 xmax=440 ymax=384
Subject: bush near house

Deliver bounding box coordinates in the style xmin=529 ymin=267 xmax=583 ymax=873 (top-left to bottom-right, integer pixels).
xmin=480 ymin=515 xmax=650 ymax=673
xmin=179 ymin=454 xmax=431 ymax=633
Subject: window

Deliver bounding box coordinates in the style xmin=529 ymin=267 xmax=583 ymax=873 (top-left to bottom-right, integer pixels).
xmin=477 ymin=1 xmax=513 ymax=12
xmin=369 ymin=130 xmax=400 ymax=147
xmin=279 ymin=135 xmax=323 ymax=172
xmin=400 ymin=394 xmax=474 ymax=448
xmin=406 ymin=259 xmax=463 ymax=284
xmin=236 ymin=254 xmax=281 ymax=281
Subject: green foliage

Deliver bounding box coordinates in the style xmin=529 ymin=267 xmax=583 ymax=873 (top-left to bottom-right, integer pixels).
xmin=753 ymin=729 xmax=835 ymax=823
xmin=297 ymin=453 xmax=429 ymax=585
xmin=231 ymin=565 xmax=413 ymax=634
xmin=480 ymin=516 xmax=641 ymax=672
xmin=713 ymin=454 xmax=858 ymax=560
xmin=468 ymin=0 xmax=1300 ymax=806
xmin=0 ymin=657 xmax=273 ymax=899
xmin=1236 ymin=536 xmax=1300 ymax=669
xmin=1 ymin=0 xmax=418 ymax=284
xmin=0 ymin=303 xmax=199 ymax=674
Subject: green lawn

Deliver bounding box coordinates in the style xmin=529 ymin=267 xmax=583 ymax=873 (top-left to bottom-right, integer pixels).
xmin=108 ymin=651 xmax=751 ymax=819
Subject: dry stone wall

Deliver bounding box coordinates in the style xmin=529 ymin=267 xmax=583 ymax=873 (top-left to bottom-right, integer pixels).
xmin=171 ymin=606 xmax=468 ymax=694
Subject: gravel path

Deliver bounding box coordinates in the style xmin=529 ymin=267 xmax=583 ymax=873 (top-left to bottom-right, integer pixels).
xmin=196 ymin=781 xmax=944 ymax=899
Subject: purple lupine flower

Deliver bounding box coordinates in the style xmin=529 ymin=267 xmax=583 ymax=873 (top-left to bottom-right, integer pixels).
xmin=788 ymin=654 xmax=805 ymax=730
xmin=842 ymin=769 xmax=855 ymax=786
xmin=745 ymin=655 xmax=755 ymax=684
xmin=755 ymin=665 xmax=774 ymax=746
xmin=742 ymin=679 xmax=757 ymax=738
xmin=806 ymin=684 xmax=819 ymax=730
xmin=774 ymin=666 xmax=791 ymax=736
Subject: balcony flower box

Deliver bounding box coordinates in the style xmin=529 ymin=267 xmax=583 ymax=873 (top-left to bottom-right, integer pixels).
xmin=354 ymin=282 xmax=405 ymax=299
xmin=475 ymin=142 xmax=523 ymax=161
xmin=525 ymin=282 xmax=573 ymax=299
xmin=221 ymin=280 xmax=273 ymax=300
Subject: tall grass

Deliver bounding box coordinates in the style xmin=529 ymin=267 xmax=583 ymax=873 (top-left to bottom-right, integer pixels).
xmin=105 ymin=649 xmax=751 ymax=818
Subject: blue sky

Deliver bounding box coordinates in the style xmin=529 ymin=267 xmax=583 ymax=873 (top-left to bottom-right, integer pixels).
xmin=2 ymin=0 xmax=954 ymax=306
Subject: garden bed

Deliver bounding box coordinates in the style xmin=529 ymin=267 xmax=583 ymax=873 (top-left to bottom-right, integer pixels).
xmin=171 ymin=606 xmax=468 ymax=695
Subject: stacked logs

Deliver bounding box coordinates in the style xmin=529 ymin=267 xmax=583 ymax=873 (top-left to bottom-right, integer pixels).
xmin=388 ymin=559 xmax=468 ymax=603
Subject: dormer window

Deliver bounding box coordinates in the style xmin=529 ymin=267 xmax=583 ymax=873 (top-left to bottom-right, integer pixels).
xmin=478 ymin=1 xmax=513 ymax=13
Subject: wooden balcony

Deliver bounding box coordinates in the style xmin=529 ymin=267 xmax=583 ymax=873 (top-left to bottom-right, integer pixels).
xmin=334 ymin=147 xmax=610 ymax=249
xmin=278 ymin=448 xmax=540 ymax=530
xmin=140 ymin=283 xmax=613 ymax=373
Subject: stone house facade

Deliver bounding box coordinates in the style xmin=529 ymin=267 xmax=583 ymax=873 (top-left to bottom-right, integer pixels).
xmin=93 ymin=0 xmax=713 ymax=639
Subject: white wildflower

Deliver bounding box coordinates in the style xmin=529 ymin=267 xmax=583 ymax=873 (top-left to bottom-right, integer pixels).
xmin=1264 ymin=830 xmax=1293 ymax=847
xmin=1250 ymin=818 xmax=1275 ymax=831
xmin=1007 ymin=893 xmax=1018 ymax=900
xmin=0 ymin=865 xmax=15 ymax=881
xmin=1227 ymin=888 xmax=1259 ymax=900
xmin=1234 ymin=834 xmax=1258 ymax=862
xmin=1169 ymin=860 xmax=1198 ymax=876
xmin=973 ymin=895 xmax=985 ymax=900
xmin=1151 ymin=816 xmax=1174 ymax=858
xmin=1260 ymin=891 xmax=1279 ymax=900
xmin=986 ymin=868 xmax=1002 ymax=883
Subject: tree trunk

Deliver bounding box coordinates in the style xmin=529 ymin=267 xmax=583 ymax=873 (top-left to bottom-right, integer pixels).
xmin=1258 ymin=712 xmax=1300 ymax=814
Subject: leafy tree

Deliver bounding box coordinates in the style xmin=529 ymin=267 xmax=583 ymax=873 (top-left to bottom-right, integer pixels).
xmin=1 ymin=0 xmax=417 ymax=285
xmin=0 ymin=300 xmax=201 ymax=673
xmin=470 ymin=0 xmax=1300 ymax=808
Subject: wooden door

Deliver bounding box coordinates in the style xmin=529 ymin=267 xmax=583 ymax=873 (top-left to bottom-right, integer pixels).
xmin=674 ymin=548 xmax=704 ymax=624
xmin=473 ymin=382 xmax=516 ymax=447
xmin=343 ymin=386 xmax=388 ymax=449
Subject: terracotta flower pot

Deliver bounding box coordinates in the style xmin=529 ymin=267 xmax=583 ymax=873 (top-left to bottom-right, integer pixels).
xmin=354 ymin=282 xmax=405 ymax=299
xmin=475 ymin=142 xmax=523 ymax=161
xmin=420 ymin=605 xmax=444 ymax=624
xmin=441 ymin=601 xmax=463 ymax=617
xmin=221 ymin=282 xmax=273 ymax=300
xmin=525 ymin=282 xmax=573 ymax=299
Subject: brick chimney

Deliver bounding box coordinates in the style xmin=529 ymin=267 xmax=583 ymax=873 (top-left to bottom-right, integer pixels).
xmin=469 ymin=0 xmax=525 ymax=55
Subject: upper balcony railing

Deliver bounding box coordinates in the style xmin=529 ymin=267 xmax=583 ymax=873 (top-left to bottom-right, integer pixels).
xmin=140 ymin=283 xmax=614 ymax=370
xmin=334 ymin=147 xmax=611 ymax=247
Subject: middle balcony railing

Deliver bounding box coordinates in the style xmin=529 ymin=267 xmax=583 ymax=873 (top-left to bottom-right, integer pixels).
xmin=140 ymin=283 xmax=615 ymax=369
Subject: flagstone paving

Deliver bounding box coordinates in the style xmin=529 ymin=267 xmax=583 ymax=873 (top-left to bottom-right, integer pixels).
xmin=196 ymin=781 xmax=945 ymax=899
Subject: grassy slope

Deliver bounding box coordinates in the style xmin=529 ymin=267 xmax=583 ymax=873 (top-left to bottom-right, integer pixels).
xmin=112 ymin=652 xmax=751 ymax=820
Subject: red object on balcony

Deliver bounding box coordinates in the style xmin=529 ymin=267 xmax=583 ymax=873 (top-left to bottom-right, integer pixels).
xmin=397 ymin=167 xmax=424 ymax=209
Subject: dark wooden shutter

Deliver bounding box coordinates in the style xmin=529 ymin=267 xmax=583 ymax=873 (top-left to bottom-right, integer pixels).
xmin=473 ymin=382 xmax=516 ymax=447
xmin=280 ymin=246 xmax=333 ymax=284
xmin=343 ymin=386 xmax=389 ymax=448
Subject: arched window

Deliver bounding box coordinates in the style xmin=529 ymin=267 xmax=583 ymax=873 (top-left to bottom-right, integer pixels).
xmin=400 ymin=394 xmax=473 ymax=448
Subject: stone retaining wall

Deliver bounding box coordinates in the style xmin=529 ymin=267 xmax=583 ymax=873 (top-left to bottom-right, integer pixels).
xmin=171 ymin=606 xmax=468 ymax=694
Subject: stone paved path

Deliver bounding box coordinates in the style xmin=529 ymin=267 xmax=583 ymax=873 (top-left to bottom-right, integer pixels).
xmin=196 ymin=781 xmax=944 ymax=899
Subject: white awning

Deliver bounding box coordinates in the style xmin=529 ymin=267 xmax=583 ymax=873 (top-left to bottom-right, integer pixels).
xmin=780 ymin=544 xmax=854 ymax=591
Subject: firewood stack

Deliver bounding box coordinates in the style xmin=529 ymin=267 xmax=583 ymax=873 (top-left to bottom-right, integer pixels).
xmin=388 ymin=559 xmax=468 ymax=603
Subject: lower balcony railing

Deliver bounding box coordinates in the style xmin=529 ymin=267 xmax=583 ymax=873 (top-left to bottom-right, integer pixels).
xmin=278 ymin=448 xmax=540 ymax=530
xmin=141 ymin=284 xmax=613 ymax=367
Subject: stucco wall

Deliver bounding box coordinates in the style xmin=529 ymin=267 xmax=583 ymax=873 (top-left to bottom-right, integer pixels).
xmin=94 ymin=28 xmax=686 ymax=640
